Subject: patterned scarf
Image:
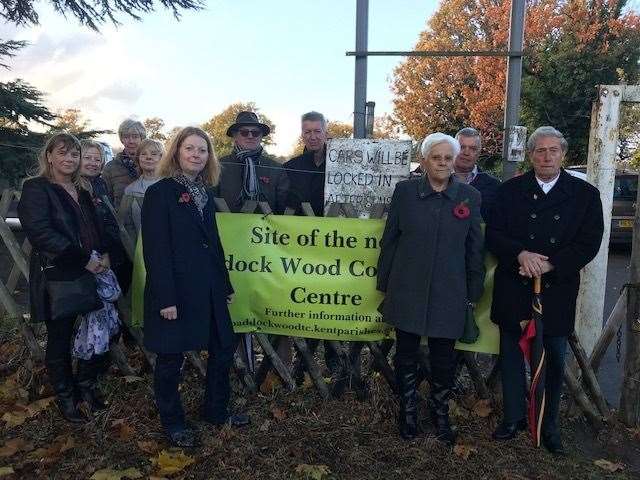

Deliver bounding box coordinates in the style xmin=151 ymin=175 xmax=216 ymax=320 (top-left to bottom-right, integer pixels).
xmin=233 ymin=144 xmax=263 ymax=202
xmin=119 ymin=151 xmax=139 ymax=179
xmin=173 ymin=171 xmax=209 ymax=218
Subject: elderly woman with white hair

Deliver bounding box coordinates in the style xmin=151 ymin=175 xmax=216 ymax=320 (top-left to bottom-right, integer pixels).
xmin=377 ymin=132 xmax=485 ymax=444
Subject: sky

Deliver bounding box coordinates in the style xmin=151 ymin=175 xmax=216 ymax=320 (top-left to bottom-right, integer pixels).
xmin=0 ymin=0 xmax=438 ymax=156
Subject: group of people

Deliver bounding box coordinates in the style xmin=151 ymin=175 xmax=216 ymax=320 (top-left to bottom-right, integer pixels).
xmin=16 ymin=110 xmax=604 ymax=455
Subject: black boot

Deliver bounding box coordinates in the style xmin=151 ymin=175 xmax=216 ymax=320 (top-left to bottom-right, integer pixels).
xmin=429 ymin=382 xmax=457 ymax=446
xmin=396 ymin=363 xmax=419 ymax=440
xmin=77 ymin=357 xmax=108 ymax=412
xmin=47 ymin=360 xmax=85 ymax=424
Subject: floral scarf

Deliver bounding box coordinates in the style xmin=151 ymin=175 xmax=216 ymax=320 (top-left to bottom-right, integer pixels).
xmin=173 ymin=172 xmax=209 ymax=218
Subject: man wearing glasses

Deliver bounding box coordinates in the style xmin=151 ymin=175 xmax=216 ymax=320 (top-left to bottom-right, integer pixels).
xmin=216 ymin=111 xmax=289 ymax=213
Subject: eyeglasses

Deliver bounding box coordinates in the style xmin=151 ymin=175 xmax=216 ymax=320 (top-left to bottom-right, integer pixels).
xmin=239 ymin=129 xmax=262 ymax=138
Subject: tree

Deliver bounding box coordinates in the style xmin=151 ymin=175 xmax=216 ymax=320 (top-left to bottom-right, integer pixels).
xmin=0 ymin=0 xmax=202 ymax=32
xmin=51 ymin=108 xmax=90 ymax=133
xmin=144 ymin=117 xmax=167 ymax=141
xmin=201 ymin=102 xmax=275 ymax=158
xmin=392 ymin=0 xmax=640 ymax=167
xmin=0 ymin=78 xmax=55 ymax=187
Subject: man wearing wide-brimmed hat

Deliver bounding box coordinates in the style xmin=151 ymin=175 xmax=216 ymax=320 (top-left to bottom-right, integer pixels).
xmin=215 ymin=111 xmax=289 ymax=213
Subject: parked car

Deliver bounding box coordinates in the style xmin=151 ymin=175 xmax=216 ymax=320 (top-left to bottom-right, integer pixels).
xmin=567 ymin=166 xmax=637 ymax=245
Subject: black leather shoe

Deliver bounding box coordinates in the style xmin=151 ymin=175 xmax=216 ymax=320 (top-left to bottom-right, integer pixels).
xmin=542 ymin=432 xmax=566 ymax=456
xmin=432 ymin=414 xmax=457 ymax=446
xmin=168 ymin=428 xmax=200 ymax=448
xmin=492 ymin=419 xmax=527 ymax=440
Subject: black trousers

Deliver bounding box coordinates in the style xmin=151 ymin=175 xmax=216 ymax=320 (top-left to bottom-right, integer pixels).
xmin=499 ymin=328 xmax=567 ymax=434
xmin=44 ymin=315 xmax=77 ymax=368
xmin=153 ymin=323 xmax=237 ymax=434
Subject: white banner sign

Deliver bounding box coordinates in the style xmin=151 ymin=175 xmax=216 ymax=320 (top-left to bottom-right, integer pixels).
xmin=324 ymin=139 xmax=412 ymax=218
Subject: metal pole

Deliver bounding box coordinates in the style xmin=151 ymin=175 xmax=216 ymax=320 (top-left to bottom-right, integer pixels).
xmin=354 ymin=0 xmax=369 ymax=139
xmin=365 ymin=101 xmax=375 ymax=138
xmin=502 ymin=0 xmax=526 ymax=180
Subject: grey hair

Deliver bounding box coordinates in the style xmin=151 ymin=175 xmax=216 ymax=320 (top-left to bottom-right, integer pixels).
xmin=420 ymin=132 xmax=461 ymax=159
xmin=118 ymin=118 xmax=147 ymax=140
xmin=455 ymin=127 xmax=482 ymax=148
xmin=527 ymin=126 xmax=568 ymax=153
xmin=301 ymin=111 xmax=327 ymax=130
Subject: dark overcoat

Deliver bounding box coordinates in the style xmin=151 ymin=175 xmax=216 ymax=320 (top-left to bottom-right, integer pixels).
xmin=17 ymin=176 xmax=107 ymax=323
xmin=215 ymin=152 xmax=289 ymax=213
xmin=486 ymin=169 xmax=604 ymax=336
xmin=141 ymin=178 xmax=235 ymax=354
xmin=376 ymin=176 xmax=485 ymax=339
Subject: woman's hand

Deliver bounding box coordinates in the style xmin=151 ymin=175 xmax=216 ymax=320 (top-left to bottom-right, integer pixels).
xmin=226 ymin=294 xmax=235 ymax=305
xmin=160 ymin=306 xmax=178 ymax=320
xmin=85 ymin=256 xmax=105 ymax=274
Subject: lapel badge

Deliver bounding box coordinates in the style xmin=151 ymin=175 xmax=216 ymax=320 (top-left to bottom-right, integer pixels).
xmin=533 ymin=194 xmax=538 ymax=200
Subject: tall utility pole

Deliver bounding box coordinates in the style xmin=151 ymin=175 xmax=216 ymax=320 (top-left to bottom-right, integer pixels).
xmin=353 ymin=0 xmax=369 ymax=139
xmin=502 ymin=0 xmax=526 ymax=180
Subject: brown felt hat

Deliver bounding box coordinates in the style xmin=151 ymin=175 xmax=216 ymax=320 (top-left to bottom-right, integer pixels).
xmin=226 ymin=111 xmax=271 ymax=137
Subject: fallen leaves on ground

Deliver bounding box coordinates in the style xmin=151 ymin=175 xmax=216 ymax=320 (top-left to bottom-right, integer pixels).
xmin=136 ymin=440 xmax=160 ymax=455
xmin=472 ymin=399 xmax=493 ymax=418
xmin=453 ymin=444 xmax=478 ymax=460
xmin=111 ymin=419 xmax=135 ymax=441
xmin=260 ymin=371 xmax=282 ymax=395
xmin=0 ymin=466 xmax=15 ymax=477
xmin=27 ymin=434 xmax=75 ymax=464
xmin=89 ymin=467 xmax=143 ymax=480
xmin=1 ymin=396 xmax=55 ymax=428
xmin=594 ymin=459 xmax=625 ymax=472
xmin=0 ymin=437 xmax=34 ymax=457
xmin=271 ymin=406 xmax=286 ymax=421
xmin=151 ymin=449 xmax=195 ymax=476
xmin=294 ymin=463 xmax=331 ymax=480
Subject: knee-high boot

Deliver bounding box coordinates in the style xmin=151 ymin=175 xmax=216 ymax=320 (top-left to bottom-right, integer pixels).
xmin=77 ymin=356 xmax=108 ymax=412
xmin=47 ymin=359 xmax=85 ymax=423
xmin=396 ymin=363 xmax=419 ymax=440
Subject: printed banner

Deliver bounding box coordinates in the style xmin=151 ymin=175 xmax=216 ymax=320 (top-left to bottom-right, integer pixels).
xmin=130 ymin=213 xmax=499 ymax=353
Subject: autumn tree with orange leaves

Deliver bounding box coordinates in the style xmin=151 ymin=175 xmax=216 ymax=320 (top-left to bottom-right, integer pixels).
xmin=392 ymin=0 xmax=640 ymax=168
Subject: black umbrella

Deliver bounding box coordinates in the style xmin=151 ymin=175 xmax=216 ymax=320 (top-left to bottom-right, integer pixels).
xmin=518 ymin=276 xmax=546 ymax=447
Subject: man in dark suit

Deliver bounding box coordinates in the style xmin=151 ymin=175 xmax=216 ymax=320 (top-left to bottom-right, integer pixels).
xmin=487 ymin=126 xmax=604 ymax=455
xmin=215 ymin=111 xmax=289 ymax=213
xmin=454 ymin=127 xmax=500 ymax=222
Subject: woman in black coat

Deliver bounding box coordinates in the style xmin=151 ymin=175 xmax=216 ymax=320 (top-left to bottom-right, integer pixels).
xmin=18 ymin=133 xmax=111 ymax=423
xmin=142 ymin=126 xmax=246 ymax=448
xmin=377 ymin=132 xmax=485 ymax=444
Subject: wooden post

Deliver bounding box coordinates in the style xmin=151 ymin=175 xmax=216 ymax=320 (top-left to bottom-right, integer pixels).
xmin=568 ymin=333 xmax=610 ymax=418
xmin=589 ymin=292 xmax=626 ymax=373
xmin=564 ymin=367 xmax=604 ymax=429
xmin=575 ymin=85 xmax=623 ymax=356
xmin=619 ymin=171 xmax=640 ymax=425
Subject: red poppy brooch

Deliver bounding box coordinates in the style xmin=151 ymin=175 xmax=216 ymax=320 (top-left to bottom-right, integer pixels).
xmin=453 ymin=200 xmax=470 ymax=219
xmin=259 ymin=176 xmax=270 ymax=184
xmin=178 ymin=192 xmax=191 ymax=203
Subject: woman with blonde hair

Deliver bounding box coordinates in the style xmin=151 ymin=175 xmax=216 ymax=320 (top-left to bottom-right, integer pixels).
xmin=18 ymin=133 xmax=112 ymax=423
xmin=142 ymin=126 xmax=247 ymax=447
xmin=119 ymin=138 xmax=163 ymax=241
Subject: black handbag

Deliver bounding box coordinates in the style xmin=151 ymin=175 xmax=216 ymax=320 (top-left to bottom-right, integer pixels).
xmin=459 ymin=302 xmax=480 ymax=344
xmin=44 ymin=267 xmax=102 ymax=321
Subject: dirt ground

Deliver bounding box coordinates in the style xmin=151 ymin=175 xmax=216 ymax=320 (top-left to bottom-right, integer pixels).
xmin=1 ymin=320 xmax=639 ymax=480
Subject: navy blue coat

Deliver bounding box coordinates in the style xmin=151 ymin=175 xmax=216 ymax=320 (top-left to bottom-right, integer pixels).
xmin=470 ymin=170 xmax=500 ymax=222
xmin=486 ymin=169 xmax=604 ymax=336
xmin=141 ymin=178 xmax=235 ymax=354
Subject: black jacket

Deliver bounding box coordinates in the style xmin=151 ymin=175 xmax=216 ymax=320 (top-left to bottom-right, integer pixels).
xmin=284 ymin=149 xmax=326 ymax=216
xmin=215 ymin=152 xmax=289 ymax=214
xmin=18 ymin=176 xmax=106 ymax=323
xmin=469 ymin=171 xmax=500 ymax=222
xmin=142 ymin=178 xmax=235 ymax=354
xmin=486 ymin=169 xmax=604 ymax=336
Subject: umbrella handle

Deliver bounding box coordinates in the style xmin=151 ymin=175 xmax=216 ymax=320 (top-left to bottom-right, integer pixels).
xmin=533 ymin=276 xmax=541 ymax=294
